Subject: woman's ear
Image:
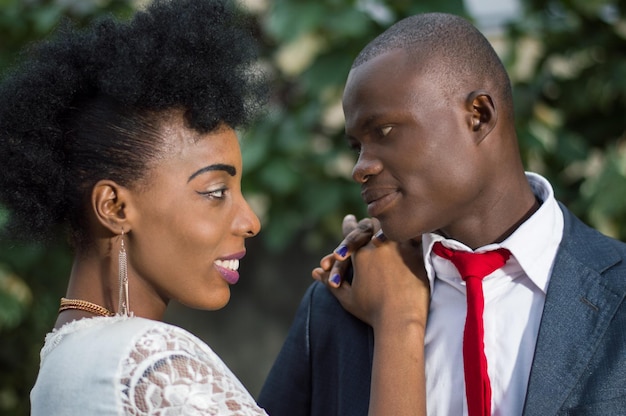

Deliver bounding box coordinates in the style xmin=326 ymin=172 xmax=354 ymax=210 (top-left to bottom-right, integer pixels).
xmin=92 ymin=180 xmax=130 ymax=234
xmin=466 ymin=90 xmax=497 ymax=143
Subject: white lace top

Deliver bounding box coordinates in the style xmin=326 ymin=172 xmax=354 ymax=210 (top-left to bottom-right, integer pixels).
xmin=30 ymin=316 xmax=268 ymax=415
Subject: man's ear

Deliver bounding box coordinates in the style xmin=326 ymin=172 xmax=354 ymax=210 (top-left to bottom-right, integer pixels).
xmin=466 ymin=90 xmax=497 ymax=143
xmin=92 ymin=180 xmax=131 ymax=234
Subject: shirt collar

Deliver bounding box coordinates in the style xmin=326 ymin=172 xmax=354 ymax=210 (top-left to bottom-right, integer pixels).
xmin=422 ymin=172 xmax=563 ymax=294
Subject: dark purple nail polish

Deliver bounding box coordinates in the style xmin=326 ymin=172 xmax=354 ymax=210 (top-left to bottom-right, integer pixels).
xmin=334 ymin=244 xmax=348 ymax=258
xmin=330 ymin=274 xmax=341 ymax=286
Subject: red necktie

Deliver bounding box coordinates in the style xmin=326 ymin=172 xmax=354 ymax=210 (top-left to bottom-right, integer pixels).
xmin=432 ymin=241 xmax=511 ymax=416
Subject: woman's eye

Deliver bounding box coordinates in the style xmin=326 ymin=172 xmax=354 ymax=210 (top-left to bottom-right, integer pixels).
xmin=198 ymin=188 xmax=227 ymax=199
xmin=210 ymin=189 xmax=225 ymax=198
xmin=379 ymin=126 xmax=393 ymax=137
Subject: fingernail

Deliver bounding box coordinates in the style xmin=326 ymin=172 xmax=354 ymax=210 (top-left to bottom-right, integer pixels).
xmin=374 ymin=229 xmax=387 ymax=242
xmin=329 ymin=273 xmax=341 ymax=287
xmin=334 ymin=244 xmax=348 ymax=258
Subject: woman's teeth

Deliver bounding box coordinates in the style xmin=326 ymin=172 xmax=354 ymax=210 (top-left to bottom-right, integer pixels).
xmin=215 ymin=259 xmax=239 ymax=271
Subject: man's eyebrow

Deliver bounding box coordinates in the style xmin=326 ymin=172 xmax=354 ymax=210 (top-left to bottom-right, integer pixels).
xmin=346 ymin=114 xmax=382 ymax=134
xmin=187 ymin=163 xmax=236 ymax=182
xmin=361 ymin=114 xmax=382 ymax=130
xmin=344 ymin=114 xmax=382 ymax=141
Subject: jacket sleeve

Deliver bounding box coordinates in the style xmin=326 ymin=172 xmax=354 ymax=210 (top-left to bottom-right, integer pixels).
xmin=258 ymin=282 xmax=374 ymax=416
xmin=257 ymin=283 xmax=315 ymax=416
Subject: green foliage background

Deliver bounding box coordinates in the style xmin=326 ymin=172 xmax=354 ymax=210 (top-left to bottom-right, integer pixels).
xmin=0 ymin=0 xmax=624 ymax=414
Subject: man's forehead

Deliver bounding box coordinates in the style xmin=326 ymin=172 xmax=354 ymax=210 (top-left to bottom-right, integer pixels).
xmin=343 ymin=51 xmax=431 ymax=106
xmin=348 ymin=48 xmax=409 ymax=77
xmin=345 ymin=48 xmax=435 ymax=95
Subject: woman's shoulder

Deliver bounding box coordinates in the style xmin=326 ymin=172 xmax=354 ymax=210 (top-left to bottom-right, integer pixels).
xmin=116 ymin=317 xmax=268 ymax=415
xmin=42 ymin=316 xmax=164 ymax=353
xmin=33 ymin=316 xmax=268 ymax=415
xmin=43 ymin=316 xmax=213 ymax=359
xmin=117 ymin=316 xmax=219 ymax=364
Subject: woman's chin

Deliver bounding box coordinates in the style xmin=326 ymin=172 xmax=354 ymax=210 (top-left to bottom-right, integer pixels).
xmin=183 ymin=289 xmax=231 ymax=311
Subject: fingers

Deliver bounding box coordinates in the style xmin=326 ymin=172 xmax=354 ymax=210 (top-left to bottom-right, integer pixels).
xmin=328 ymin=260 xmax=353 ymax=288
xmin=312 ymin=266 xmax=327 ymax=282
xmin=333 ymin=216 xmax=380 ymax=261
xmin=312 ymin=251 xmax=350 ymax=283
xmin=341 ymin=214 xmax=358 ymax=237
xmin=371 ymin=229 xmax=388 ymax=247
xmin=318 ymin=253 xmax=336 ymax=272
xmin=328 ymin=227 xmax=388 ymax=289
xmin=312 ymin=253 xmax=353 ymax=288
xmin=314 ymin=214 xmax=383 ymax=289
xmin=312 ymin=260 xmax=353 ymax=308
xmin=328 ymin=229 xmax=387 ymax=288
xmin=312 ymin=256 xmax=354 ymax=312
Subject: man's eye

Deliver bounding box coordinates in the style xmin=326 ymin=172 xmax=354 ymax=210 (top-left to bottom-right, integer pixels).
xmin=380 ymin=126 xmax=393 ymax=136
xmin=346 ymin=138 xmax=361 ymax=154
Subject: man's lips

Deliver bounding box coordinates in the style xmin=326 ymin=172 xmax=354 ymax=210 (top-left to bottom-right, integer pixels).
xmin=361 ymin=187 xmax=399 ymax=217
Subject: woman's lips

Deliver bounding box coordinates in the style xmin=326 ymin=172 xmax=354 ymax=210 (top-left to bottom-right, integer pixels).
xmin=214 ymin=253 xmax=244 ymax=285
xmin=214 ymin=262 xmax=239 ymax=284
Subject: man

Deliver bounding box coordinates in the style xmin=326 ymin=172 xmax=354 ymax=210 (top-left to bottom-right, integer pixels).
xmin=258 ymin=12 xmax=626 ymax=416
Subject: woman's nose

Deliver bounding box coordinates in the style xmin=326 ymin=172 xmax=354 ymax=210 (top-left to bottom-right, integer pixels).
xmin=237 ymin=197 xmax=261 ymax=237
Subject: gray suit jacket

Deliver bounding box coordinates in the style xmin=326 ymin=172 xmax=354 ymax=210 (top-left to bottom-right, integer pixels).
xmin=258 ymin=205 xmax=626 ymax=415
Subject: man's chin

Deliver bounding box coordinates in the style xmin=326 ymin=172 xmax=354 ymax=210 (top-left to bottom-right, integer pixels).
xmin=377 ymin=218 xmax=424 ymax=243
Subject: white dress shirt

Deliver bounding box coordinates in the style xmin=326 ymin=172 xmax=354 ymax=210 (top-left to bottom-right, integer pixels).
xmin=422 ymin=172 xmax=564 ymax=416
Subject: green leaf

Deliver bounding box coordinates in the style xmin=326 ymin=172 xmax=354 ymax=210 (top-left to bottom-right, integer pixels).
xmin=259 ymin=159 xmax=300 ymax=194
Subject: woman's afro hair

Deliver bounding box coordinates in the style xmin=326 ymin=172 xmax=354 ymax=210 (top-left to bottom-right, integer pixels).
xmin=0 ymin=0 xmax=267 ymax=242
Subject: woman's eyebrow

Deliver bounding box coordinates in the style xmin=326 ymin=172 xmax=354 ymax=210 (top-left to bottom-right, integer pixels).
xmin=187 ymin=163 xmax=236 ymax=182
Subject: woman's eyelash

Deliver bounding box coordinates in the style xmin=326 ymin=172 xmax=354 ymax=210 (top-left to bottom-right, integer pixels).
xmin=197 ymin=188 xmax=227 ymax=199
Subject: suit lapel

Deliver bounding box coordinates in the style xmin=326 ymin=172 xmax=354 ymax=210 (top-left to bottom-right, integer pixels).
xmin=523 ymin=208 xmax=626 ymax=415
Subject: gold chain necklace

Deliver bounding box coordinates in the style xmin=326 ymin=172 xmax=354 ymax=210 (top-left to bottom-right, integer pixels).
xmin=59 ymin=297 xmax=115 ymax=317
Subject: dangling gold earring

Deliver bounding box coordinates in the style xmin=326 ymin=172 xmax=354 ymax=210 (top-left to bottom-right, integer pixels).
xmin=118 ymin=230 xmax=130 ymax=316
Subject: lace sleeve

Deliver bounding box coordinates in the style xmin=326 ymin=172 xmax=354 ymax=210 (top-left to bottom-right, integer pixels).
xmin=118 ymin=323 xmax=268 ymax=415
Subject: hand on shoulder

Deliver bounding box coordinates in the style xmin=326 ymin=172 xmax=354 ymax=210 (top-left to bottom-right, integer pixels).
xmin=312 ymin=215 xmax=429 ymax=330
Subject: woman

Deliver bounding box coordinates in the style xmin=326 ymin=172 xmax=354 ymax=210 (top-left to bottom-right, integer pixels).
xmin=2 ymin=0 xmax=267 ymax=413
xmin=0 ymin=0 xmax=428 ymax=414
